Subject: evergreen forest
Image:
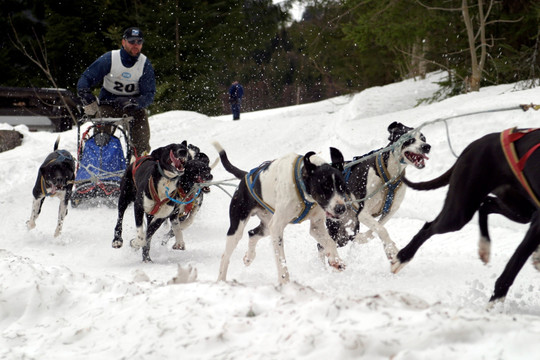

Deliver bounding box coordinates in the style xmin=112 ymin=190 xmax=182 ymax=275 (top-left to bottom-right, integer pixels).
xmin=2 ymin=0 xmax=539 ymax=116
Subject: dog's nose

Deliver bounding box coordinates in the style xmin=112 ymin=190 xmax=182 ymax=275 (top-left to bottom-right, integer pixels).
xmin=334 ymin=204 xmax=346 ymax=216
xmin=422 ymin=144 xmax=431 ymax=153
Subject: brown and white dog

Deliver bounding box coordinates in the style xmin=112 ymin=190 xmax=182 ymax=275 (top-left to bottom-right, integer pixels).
xmin=327 ymin=122 xmax=431 ymax=263
xmin=213 ymin=142 xmax=349 ymax=284
xmin=27 ymin=137 xmax=75 ymax=237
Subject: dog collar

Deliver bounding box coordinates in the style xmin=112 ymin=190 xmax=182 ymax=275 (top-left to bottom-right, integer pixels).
xmin=157 ymin=162 xmax=181 ymax=181
xmin=291 ymin=155 xmax=316 ymax=224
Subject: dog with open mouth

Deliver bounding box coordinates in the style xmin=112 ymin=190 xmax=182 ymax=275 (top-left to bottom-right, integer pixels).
xmin=27 ymin=137 xmax=75 ymax=237
xmin=112 ymin=141 xmax=213 ymax=262
xmin=326 ymin=121 xmax=431 ymax=264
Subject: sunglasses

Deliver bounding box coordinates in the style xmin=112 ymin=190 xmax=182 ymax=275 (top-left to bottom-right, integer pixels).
xmin=127 ymin=39 xmax=143 ymax=45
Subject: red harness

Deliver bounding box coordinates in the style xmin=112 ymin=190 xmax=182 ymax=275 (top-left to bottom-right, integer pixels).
xmin=131 ymin=156 xmax=194 ymax=216
xmin=500 ymin=127 xmax=540 ymax=207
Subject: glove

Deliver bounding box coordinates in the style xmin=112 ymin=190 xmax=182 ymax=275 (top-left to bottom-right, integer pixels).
xmin=78 ymin=88 xmax=96 ymax=106
xmin=83 ymin=101 xmax=99 ymax=116
xmin=115 ymin=97 xmax=139 ymax=111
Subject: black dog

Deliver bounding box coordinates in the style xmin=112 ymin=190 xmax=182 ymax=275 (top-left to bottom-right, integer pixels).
xmin=327 ymin=122 xmax=431 ymax=263
xmin=27 ymin=137 xmax=75 ymax=237
xmin=112 ymin=141 xmax=213 ymax=262
xmin=214 ymin=142 xmax=349 ymax=284
xmin=392 ymin=128 xmax=540 ymax=304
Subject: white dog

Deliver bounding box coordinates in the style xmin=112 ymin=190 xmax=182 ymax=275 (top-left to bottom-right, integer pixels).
xmin=213 ymin=142 xmax=350 ymax=284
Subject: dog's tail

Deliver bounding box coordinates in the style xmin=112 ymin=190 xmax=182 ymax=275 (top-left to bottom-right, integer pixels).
xmin=54 ymin=135 xmax=61 ymax=151
xmin=212 ymin=141 xmax=247 ymax=179
xmin=402 ymin=165 xmax=454 ymax=190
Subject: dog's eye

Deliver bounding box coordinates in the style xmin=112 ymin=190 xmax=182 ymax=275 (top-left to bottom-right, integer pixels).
xmin=403 ymin=139 xmax=415 ymax=146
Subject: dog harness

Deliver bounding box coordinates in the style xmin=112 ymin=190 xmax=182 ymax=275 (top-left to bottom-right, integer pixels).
xmin=131 ymin=156 xmax=194 ymax=216
xmin=245 ymin=156 xmax=315 ymax=224
xmin=500 ymin=127 xmax=540 ymax=207
xmin=345 ymin=151 xmax=402 ymax=218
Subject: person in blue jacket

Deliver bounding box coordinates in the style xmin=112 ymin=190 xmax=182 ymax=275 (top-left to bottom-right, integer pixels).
xmin=228 ymin=80 xmax=244 ymax=120
xmin=77 ymin=27 xmax=156 ymax=156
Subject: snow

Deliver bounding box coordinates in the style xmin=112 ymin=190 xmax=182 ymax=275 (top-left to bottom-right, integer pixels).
xmin=1 ymin=72 xmax=540 ymax=359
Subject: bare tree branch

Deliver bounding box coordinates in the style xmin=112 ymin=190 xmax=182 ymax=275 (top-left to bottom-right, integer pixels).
xmin=9 ymin=17 xmax=78 ymax=127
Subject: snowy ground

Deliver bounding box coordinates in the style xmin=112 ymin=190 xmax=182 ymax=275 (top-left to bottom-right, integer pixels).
xmin=1 ymin=72 xmax=540 ymax=359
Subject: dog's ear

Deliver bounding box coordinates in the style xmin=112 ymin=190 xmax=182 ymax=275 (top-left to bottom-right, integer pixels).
xmin=387 ymin=122 xmax=412 ymax=142
xmin=181 ymin=140 xmax=188 ymax=147
xmin=387 ymin=122 xmax=400 ymax=142
xmin=329 ymin=147 xmax=344 ymax=171
xmin=303 ymin=151 xmax=317 ymax=174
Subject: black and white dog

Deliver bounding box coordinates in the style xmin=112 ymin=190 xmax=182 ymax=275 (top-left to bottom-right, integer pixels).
xmin=27 ymin=137 xmax=75 ymax=237
xmin=213 ymin=142 xmax=349 ymax=284
xmin=393 ymin=128 xmax=540 ymax=304
xmin=112 ymin=141 xmax=213 ymax=262
xmin=327 ymin=122 xmax=431 ymax=263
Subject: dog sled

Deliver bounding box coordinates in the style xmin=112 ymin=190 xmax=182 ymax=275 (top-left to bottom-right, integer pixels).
xmin=71 ymin=115 xmax=132 ymax=208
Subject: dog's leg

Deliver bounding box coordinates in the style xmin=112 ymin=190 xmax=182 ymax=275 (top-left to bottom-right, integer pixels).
xmin=141 ymin=217 xmax=166 ymax=262
xmin=268 ymin=217 xmax=290 ymax=284
xmin=54 ymin=191 xmax=69 ymax=237
xmin=130 ymin=210 xmax=149 ymax=250
xmin=478 ymin=195 xmax=534 ymax=264
xmin=310 ymin=215 xmax=346 ymax=271
xmin=112 ymin=172 xmax=135 ymax=248
xmin=489 ymin=212 xmax=540 ymax=303
xmin=392 ymin=184 xmax=485 ymax=273
xmin=172 ymin=201 xmax=202 ymax=250
xmin=169 ymin=216 xmax=185 ymax=250
xmin=245 ymin=220 xmax=269 ymax=266
xmin=356 ymin=212 xmax=399 ymax=263
xmin=478 ymin=197 xmax=496 ymax=264
xmin=218 ymin=217 xmax=250 ymax=281
xmin=27 ymin=196 xmax=45 ymax=230
xmin=532 ymin=246 xmax=540 ymax=271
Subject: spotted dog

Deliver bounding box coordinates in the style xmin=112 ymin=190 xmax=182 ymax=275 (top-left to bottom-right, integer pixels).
xmin=213 ymin=142 xmax=349 ymax=284
xmin=112 ymin=141 xmax=213 ymax=262
xmin=27 ymin=137 xmax=75 ymax=237
xmin=327 ymin=121 xmax=431 ymax=263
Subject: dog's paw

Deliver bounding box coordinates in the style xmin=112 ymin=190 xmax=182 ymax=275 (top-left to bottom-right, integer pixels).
xmin=130 ymin=237 xmax=146 ymax=250
xmin=112 ymin=239 xmax=123 ymax=248
xmin=167 ymin=264 xmax=198 ymax=284
xmin=391 ymin=259 xmax=407 ymax=274
xmin=243 ymin=250 xmax=256 ymax=267
xmin=26 ymin=220 xmax=36 ymax=230
xmin=478 ymin=237 xmax=491 ymax=264
xmin=53 ymin=228 xmax=62 ymax=237
xmin=328 ymin=258 xmax=346 ymax=271
xmin=172 ymin=242 xmax=185 ymax=250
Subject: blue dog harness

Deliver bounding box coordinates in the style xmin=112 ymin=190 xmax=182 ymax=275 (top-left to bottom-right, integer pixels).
xmin=374 ymin=153 xmax=403 ymax=218
xmin=245 ymin=155 xmax=315 ymax=224
xmin=345 ymin=151 xmax=402 ymax=218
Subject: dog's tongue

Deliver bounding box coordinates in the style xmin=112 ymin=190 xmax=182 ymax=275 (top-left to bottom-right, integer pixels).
xmin=416 ymin=153 xmax=429 ymax=168
xmin=50 ymin=184 xmax=57 ymax=194
xmin=170 ymin=150 xmax=184 ymax=171
xmin=407 ymin=152 xmax=429 ymax=168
